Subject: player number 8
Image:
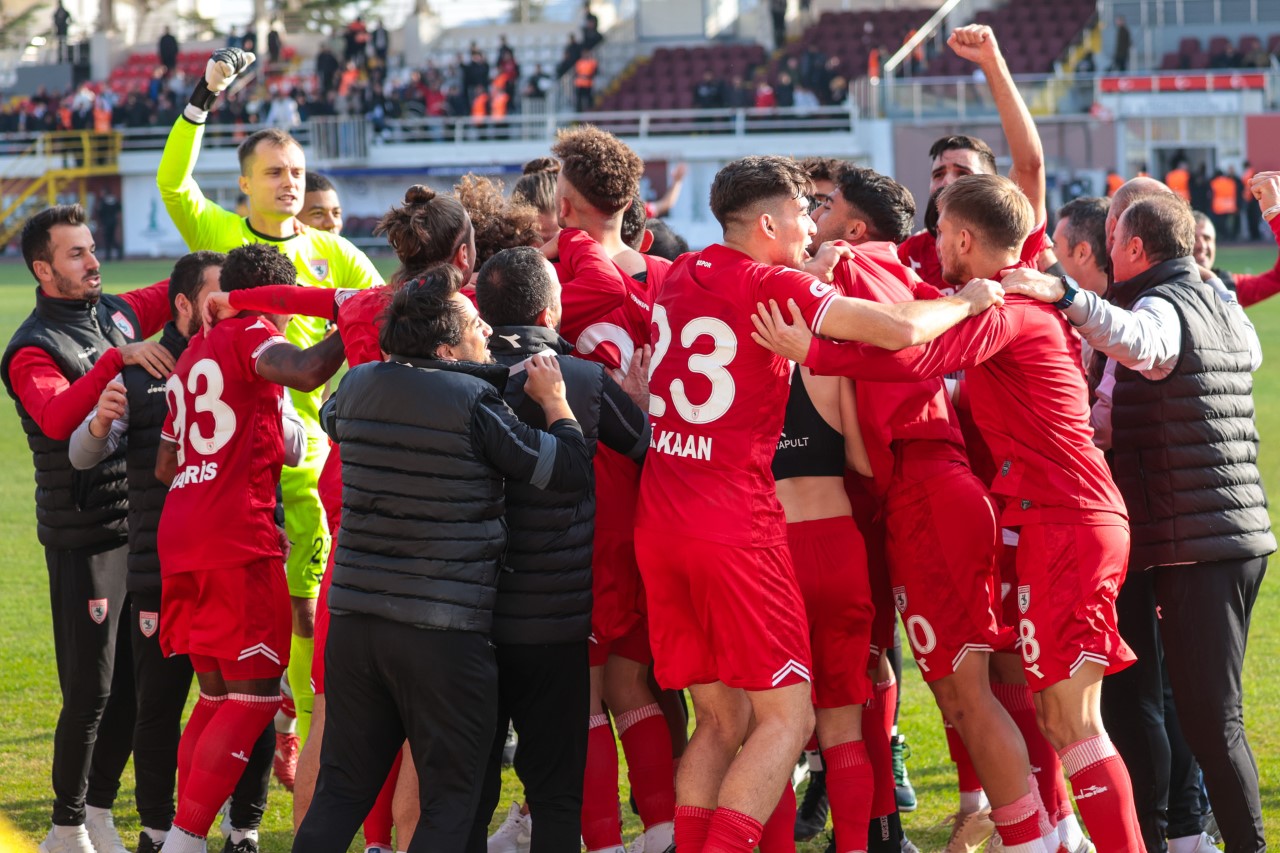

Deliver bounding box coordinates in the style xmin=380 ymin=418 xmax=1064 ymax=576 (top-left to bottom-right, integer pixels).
xmin=649 ymin=304 xmax=737 ymax=423
xmin=1018 ymin=618 xmax=1041 ymax=664
xmin=165 ymin=358 xmax=238 ymax=464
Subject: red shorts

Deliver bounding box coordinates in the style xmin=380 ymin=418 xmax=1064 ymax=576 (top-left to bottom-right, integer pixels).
xmin=637 ymin=532 xmax=812 ymax=692
xmin=996 ymin=529 xmax=1020 ymax=652
xmin=789 ymin=517 xmax=873 ymax=708
xmin=883 ymin=455 xmax=1010 ymax=682
xmin=311 ymin=548 xmax=336 ymax=694
xmin=161 ymin=558 xmax=291 ymax=681
xmin=590 ymin=528 xmax=646 ymax=654
xmin=1013 ymin=514 xmax=1136 ymax=691
xmin=589 ymin=619 xmax=652 ymax=667
xmin=846 ymin=474 xmax=893 ymax=668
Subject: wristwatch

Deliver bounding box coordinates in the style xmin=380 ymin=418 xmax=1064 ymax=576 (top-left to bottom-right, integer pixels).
xmin=1053 ymin=275 xmax=1079 ymax=310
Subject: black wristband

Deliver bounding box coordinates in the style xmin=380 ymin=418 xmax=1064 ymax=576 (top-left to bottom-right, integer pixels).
xmin=189 ymin=79 xmax=218 ymax=112
xmin=1053 ymin=275 xmax=1079 ymax=310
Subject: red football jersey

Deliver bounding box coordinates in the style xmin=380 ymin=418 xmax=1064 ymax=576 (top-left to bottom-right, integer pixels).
xmin=158 ymin=316 xmax=289 ymax=573
xmin=637 ymin=244 xmax=837 ymax=547
xmin=897 ymin=222 xmax=1048 ymax=293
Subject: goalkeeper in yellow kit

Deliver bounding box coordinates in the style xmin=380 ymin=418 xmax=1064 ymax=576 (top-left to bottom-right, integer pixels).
xmin=156 ymin=47 xmax=382 ymax=761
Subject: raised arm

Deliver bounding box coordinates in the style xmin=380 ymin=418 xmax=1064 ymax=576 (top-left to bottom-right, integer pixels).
xmin=205 ymin=286 xmax=342 ymax=328
xmin=1234 ymin=174 xmax=1280 ymax=307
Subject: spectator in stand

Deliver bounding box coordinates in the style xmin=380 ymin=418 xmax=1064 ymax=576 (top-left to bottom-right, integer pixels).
xmin=1112 ymin=15 xmax=1131 ymax=72
xmin=557 ymin=33 xmax=583 ymax=78
xmin=372 ymin=20 xmax=389 ymax=67
xmin=1244 ymin=42 xmax=1270 ymax=67
xmin=800 ymin=43 xmax=825 ymax=91
xmin=268 ymin=23 xmax=282 ymax=66
xmin=496 ymin=35 xmax=514 ymax=66
xmin=241 ymin=26 xmax=257 ymax=59
xmin=266 ymin=87 xmax=301 ymax=128
xmin=159 ymin=28 xmax=179 ymax=74
xmin=96 ymin=191 xmax=122 ymax=261
xmin=1210 ymin=43 xmax=1243 ymax=69
xmin=523 ymin=65 xmax=551 ymax=103
xmin=754 ymin=76 xmax=776 ymax=108
xmin=344 ymin=17 xmax=368 ymax=66
xmin=774 ymin=71 xmax=796 ymax=108
xmin=726 ymin=74 xmax=753 ymax=108
xmin=573 ymin=49 xmax=598 ymax=113
xmin=465 ymin=48 xmax=491 ymax=101
xmin=316 ymin=43 xmax=340 ymax=95
xmin=1190 ymin=163 xmax=1211 ymax=215
xmin=226 ymin=27 xmax=242 ymax=49
xmin=693 ymin=71 xmax=726 ymax=110
xmin=582 ymin=2 xmax=603 ymax=50
xmin=53 ymin=1 xmax=71 ymax=63
xmin=793 ymin=81 xmax=820 ymax=113
xmin=770 ymin=0 xmax=788 ymax=49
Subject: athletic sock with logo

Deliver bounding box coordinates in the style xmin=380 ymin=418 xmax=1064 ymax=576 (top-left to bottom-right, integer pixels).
xmin=704 ymin=807 xmax=766 ymax=853
xmin=758 ymin=782 xmax=795 ymax=853
xmin=825 ymin=739 xmax=874 ymax=853
xmin=617 ymin=704 xmax=676 ymax=832
xmin=173 ymin=693 xmax=280 ymax=837
xmin=581 ymin=714 xmax=623 ymax=850
xmin=1059 ymin=735 xmax=1144 ymax=852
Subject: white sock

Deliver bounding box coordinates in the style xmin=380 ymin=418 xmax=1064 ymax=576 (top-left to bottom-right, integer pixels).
xmin=959 ymin=789 xmax=990 ymax=814
xmin=230 ymin=828 xmax=259 ymax=844
xmin=644 ymin=821 xmax=675 ymax=851
xmin=805 ymin=748 xmax=824 ymax=772
xmin=142 ymin=827 xmax=168 ymax=843
xmin=1042 ymin=828 xmax=1061 ymax=852
xmin=51 ymin=825 xmax=88 ymax=839
xmin=84 ymin=805 xmax=110 ymax=821
xmin=1057 ymin=813 xmax=1085 ymax=849
xmin=163 ymin=827 xmax=207 ymax=853
xmin=1168 ymin=836 xmax=1204 ymax=853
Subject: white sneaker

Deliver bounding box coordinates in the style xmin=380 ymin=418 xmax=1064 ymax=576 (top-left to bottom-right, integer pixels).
xmin=84 ymin=810 xmax=129 ymax=853
xmin=1169 ymin=833 xmax=1221 ymax=853
xmin=626 ymin=822 xmax=676 ymax=853
xmin=487 ymin=802 xmax=532 ymax=853
xmin=38 ymin=825 xmax=95 ymax=853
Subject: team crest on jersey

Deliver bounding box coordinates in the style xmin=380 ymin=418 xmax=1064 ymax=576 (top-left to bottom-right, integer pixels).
xmin=139 ymin=611 xmax=158 ymax=638
xmin=110 ymin=311 xmax=135 ymax=339
xmin=88 ymin=598 xmax=108 ymax=624
xmin=308 ymin=258 xmax=331 ymax=281
xmin=1018 ymin=585 xmax=1031 ymax=614
xmin=892 ymin=586 xmax=907 ymax=613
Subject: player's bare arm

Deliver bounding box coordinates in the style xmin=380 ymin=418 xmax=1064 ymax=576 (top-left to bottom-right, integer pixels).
xmin=155 ymin=439 xmax=178 ymax=486
xmin=809 ymin=277 xmax=1003 ymax=350
xmin=255 ymin=333 xmax=347 ymax=392
xmin=950 ymin=25 xmax=1047 ymax=224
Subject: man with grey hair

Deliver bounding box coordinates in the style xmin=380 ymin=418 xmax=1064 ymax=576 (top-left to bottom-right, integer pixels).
xmin=1005 ymin=192 xmax=1274 ymax=853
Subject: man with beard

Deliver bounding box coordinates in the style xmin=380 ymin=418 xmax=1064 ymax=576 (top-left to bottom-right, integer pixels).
xmin=1 ymin=204 xmax=173 ymax=853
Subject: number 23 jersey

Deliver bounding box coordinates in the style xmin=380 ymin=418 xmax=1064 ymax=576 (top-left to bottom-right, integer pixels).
xmin=158 ymin=316 xmax=289 ymax=574
xmin=636 ymin=244 xmax=837 ymax=548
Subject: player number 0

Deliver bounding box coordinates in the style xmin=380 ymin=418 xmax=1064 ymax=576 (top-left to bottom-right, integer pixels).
xmin=905 ymin=614 xmax=937 ymax=656
xmin=649 ymin=305 xmax=737 ymax=423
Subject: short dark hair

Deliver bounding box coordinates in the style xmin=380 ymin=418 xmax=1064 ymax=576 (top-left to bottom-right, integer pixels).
xmin=1057 ymin=197 xmax=1109 ymax=271
xmin=928 ymin=135 xmax=998 ymax=175
xmin=21 ymin=204 xmax=88 ymax=277
xmin=475 ymin=246 xmax=555 ymax=327
xmin=1119 ymin=195 xmax=1194 ymax=265
xmin=798 ymin=156 xmax=844 ymax=185
xmin=237 ymin=128 xmax=302 ymax=175
xmin=513 ymin=158 xmax=560 ymax=215
xmin=220 ymin=243 xmax=297 ymax=292
xmin=645 ymin=219 xmax=688 ymax=261
xmin=305 ymin=171 xmax=335 ymax=194
xmin=378 ymin=265 xmax=466 ymax=358
xmin=937 ymin=174 xmax=1034 ymax=254
xmin=168 ymin=251 xmax=226 ymax=317
xmin=834 ymin=166 xmax=916 ymax=243
xmin=710 ymin=156 xmax=813 ymax=230
xmin=621 ymin=196 xmax=647 ymax=250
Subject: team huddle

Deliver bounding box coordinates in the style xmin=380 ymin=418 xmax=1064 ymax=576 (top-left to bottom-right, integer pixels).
xmin=8 ymin=23 xmax=1280 ymax=853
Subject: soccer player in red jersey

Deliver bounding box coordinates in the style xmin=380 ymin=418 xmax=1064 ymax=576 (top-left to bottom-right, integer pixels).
xmin=154 ymin=244 xmax=346 ymax=853
xmin=636 ymin=155 xmax=1001 ymax=853
xmin=551 ymin=126 xmax=674 ymax=853
xmin=812 ymin=167 xmax=1070 ymax=853
xmin=754 ymin=174 xmax=1146 ymax=853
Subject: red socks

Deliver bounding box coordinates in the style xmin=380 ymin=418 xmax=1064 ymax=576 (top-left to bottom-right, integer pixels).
xmin=826 ymin=740 xmax=874 ymax=853
xmin=759 ymin=784 xmax=795 ymax=853
xmin=865 ymin=680 xmax=897 ymax=819
xmin=990 ymin=793 xmax=1045 ymax=853
xmin=617 ymin=704 xmax=676 ymax=828
xmin=362 ymin=748 xmax=403 ymax=849
xmin=704 ymin=807 xmax=766 ymax=853
xmin=582 ymin=713 xmax=623 ymax=849
xmin=1060 ymin=736 xmax=1145 ymax=853
xmin=675 ymin=805 xmax=714 ymax=853
xmin=992 ymin=682 xmax=1064 ymax=831
xmin=174 ymin=693 xmax=280 ymax=837
xmin=177 ymin=693 xmax=223 ymax=801
xmin=944 ymin=717 xmax=983 ymax=794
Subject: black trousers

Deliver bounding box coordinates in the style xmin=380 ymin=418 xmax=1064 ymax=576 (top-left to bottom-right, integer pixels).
xmin=1100 ymin=570 xmax=1203 ymax=853
xmin=48 ymin=544 xmax=135 ymax=825
xmin=294 ymin=614 xmax=498 ymax=853
xmin=130 ymin=591 xmax=274 ymax=831
xmin=467 ymin=642 xmax=590 ymax=853
xmin=1154 ymin=557 xmax=1267 ymax=853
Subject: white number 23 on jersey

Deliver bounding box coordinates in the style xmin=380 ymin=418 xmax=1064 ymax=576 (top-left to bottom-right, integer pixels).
xmin=165 ymin=358 xmax=238 ymax=465
xmin=648 ymin=304 xmax=738 ymax=424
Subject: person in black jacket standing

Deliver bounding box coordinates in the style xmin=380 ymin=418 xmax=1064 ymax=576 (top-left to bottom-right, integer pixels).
xmin=296 ymin=265 xmax=594 ymax=853
xmin=467 ymin=247 xmax=650 ymax=853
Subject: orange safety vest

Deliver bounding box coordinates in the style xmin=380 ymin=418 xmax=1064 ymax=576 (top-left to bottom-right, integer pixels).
xmin=491 ymin=89 xmax=509 ymax=117
xmin=1107 ymin=173 xmax=1124 ymax=197
xmin=1165 ymin=168 xmax=1190 ymax=201
xmin=1211 ymin=176 xmax=1238 ymax=215
xmin=575 ymin=57 xmax=597 ymax=89
xmin=471 ymin=91 xmax=489 ymax=120
xmin=93 ymin=103 xmax=111 ymax=132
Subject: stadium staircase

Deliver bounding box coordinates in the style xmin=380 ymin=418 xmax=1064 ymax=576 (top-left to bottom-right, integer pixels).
xmin=0 ymin=131 xmax=121 ymax=248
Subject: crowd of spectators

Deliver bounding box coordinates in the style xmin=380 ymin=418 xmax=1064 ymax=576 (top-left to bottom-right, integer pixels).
xmin=689 ymin=43 xmax=851 ymax=112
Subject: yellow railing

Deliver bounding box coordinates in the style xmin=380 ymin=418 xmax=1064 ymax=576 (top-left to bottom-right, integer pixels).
xmin=0 ymin=130 xmax=121 ymax=248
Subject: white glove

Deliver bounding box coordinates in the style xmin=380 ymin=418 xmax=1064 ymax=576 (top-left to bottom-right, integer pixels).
xmin=205 ymin=48 xmax=256 ymax=94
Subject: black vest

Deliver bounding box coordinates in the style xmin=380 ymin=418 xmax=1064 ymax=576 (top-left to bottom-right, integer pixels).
xmin=1108 ymin=257 xmax=1276 ymax=570
xmin=122 ymin=322 xmax=187 ymax=592
xmin=488 ymin=326 xmax=603 ymax=645
xmin=325 ymin=356 xmax=512 ymax=634
xmin=1 ymin=289 xmax=141 ymax=550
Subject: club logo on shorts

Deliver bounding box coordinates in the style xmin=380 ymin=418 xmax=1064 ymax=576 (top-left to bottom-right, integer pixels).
xmin=110 ymin=311 xmax=135 ymax=339
xmin=1018 ymin=585 xmax=1031 ymax=614
xmin=139 ymin=611 xmax=158 ymax=638
xmin=308 ymin=258 xmax=331 ymax=281
xmin=892 ymin=586 xmax=907 ymax=613
xmin=88 ymin=599 xmax=108 ymax=624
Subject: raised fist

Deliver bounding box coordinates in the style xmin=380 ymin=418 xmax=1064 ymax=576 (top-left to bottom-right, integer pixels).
xmin=206 ymin=48 xmax=256 ymax=94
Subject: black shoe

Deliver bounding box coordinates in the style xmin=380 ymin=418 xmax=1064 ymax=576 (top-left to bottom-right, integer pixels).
xmin=823 ymin=831 xmax=836 ymax=853
xmin=223 ymin=836 xmax=259 ymax=853
xmin=794 ymin=769 xmax=829 ymax=841
xmin=136 ymin=832 xmax=164 ymax=853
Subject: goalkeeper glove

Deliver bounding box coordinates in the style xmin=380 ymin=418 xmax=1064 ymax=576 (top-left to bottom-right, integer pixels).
xmin=188 ymin=47 xmax=256 ymax=112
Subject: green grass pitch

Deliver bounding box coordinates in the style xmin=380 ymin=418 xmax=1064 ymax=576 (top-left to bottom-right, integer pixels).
xmin=0 ymin=247 xmax=1277 ymax=851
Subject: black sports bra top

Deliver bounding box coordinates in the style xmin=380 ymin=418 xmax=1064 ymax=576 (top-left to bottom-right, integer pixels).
xmin=772 ymin=364 xmax=846 ymax=481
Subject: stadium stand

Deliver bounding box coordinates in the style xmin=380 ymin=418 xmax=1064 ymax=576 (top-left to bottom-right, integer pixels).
xmin=1158 ymin=34 xmax=1280 ymax=69
xmin=921 ymin=0 xmax=1098 ymax=75
xmin=596 ymin=42 xmax=768 ymax=112
xmin=773 ymin=7 xmax=935 ymax=83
